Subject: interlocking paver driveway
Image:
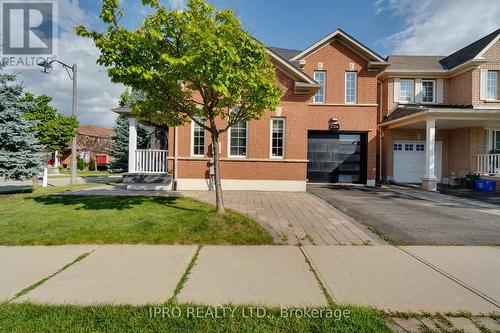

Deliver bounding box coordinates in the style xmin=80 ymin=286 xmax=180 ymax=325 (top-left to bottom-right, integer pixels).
xmin=184 ymin=191 xmax=378 ymax=245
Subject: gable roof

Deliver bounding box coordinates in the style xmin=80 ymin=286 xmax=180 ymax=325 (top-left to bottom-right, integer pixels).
xmin=290 ymin=29 xmax=388 ymax=64
xmin=268 ymin=47 xmax=301 ymax=61
xmin=77 ymin=125 xmax=116 ymax=138
xmin=266 ymin=48 xmax=318 ymax=85
xmin=439 ymin=28 xmax=500 ymax=70
xmin=385 ymin=55 xmax=446 ymax=73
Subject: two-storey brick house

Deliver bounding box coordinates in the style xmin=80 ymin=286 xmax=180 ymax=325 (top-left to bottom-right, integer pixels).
xmin=116 ymin=29 xmax=389 ymax=191
xmin=379 ymin=28 xmax=500 ymax=190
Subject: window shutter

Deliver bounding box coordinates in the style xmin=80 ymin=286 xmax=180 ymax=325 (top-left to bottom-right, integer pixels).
xmin=480 ymin=69 xmax=488 ymax=100
xmin=436 ymin=79 xmax=444 ymax=104
xmin=393 ymin=78 xmax=400 ymax=103
xmin=415 ymin=79 xmax=422 ymax=103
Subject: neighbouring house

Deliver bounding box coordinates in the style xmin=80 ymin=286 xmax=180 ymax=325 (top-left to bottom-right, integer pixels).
xmin=61 ymin=125 xmax=116 ymax=170
xmin=113 ymin=28 xmax=500 ymax=192
xmin=379 ymin=28 xmax=500 ymax=190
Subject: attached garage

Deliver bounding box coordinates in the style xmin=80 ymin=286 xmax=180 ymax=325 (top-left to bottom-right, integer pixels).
xmin=307 ymin=131 xmax=367 ymax=184
xmin=392 ymin=140 xmax=442 ymax=183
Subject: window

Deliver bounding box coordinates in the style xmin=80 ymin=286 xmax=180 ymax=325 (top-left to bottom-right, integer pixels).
xmin=314 ymin=71 xmax=325 ymax=103
xmin=487 ymin=71 xmax=498 ymax=100
xmin=345 ymin=72 xmax=357 ymax=103
xmin=492 ymin=130 xmax=500 ymax=151
xmin=404 ymin=144 xmax=414 ymax=151
xmin=191 ymin=118 xmax=205 ymax=156
xmin=228 ymin=110 xmax=247 ymax=157
xmin=393 ymin=144 xmax=402 ymax=151
xmin=421 ymin=80 xmax=435 ymax=103
xmin=416 ymin=144 xmax=425 ymax=151
xmin=400 ymin=79 xmax=414 ymax=103
xmin=271 ymin=118 xmax=285 ymax=158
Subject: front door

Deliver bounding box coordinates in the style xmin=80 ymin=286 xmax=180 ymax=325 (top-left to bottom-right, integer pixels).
xmin=307 ymin=131 xmax=367 ymax=183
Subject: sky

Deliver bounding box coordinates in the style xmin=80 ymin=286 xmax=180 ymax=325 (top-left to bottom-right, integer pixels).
xmin=14 ymin=0 xmax=500 ymax=129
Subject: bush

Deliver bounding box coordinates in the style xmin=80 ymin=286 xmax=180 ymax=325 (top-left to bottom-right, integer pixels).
xmin=89 ymin=159 xmax=96 ymax=171
xmin=77 ymin=157 xmax=85 ymax=170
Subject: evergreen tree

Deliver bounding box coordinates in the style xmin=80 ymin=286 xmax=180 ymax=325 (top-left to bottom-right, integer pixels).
xmin=0 ymin=71 xmax=45 ymax=180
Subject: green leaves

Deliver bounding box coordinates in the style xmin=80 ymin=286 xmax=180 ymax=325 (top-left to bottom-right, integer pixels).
xmin=21 ymin=93 xmax=79 ymax=152
xmin=78 ymin=0 xmax=282 ymax=132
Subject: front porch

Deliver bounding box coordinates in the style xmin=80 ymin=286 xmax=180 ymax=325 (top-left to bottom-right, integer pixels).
xmin=113 ymin=108 xmax=172 ymax=191
xmin=381 ymin=106 xmax=500 ymax=191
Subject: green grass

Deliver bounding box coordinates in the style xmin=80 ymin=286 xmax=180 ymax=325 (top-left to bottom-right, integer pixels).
xmin=0 ymin=303 xmax=391 ymax=333
xmin=0 ymin=185 xmax=273 ymax=245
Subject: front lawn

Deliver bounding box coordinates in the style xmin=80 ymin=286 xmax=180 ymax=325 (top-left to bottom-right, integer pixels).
xmin=0 ymin=186 xmax=273 ymax=245
xmin=0 ymin=303 xmax=391 ymax=333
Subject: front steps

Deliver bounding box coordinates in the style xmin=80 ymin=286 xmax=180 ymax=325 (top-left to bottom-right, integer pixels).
xmin=122 ymin=173 xmax=172 ymax=191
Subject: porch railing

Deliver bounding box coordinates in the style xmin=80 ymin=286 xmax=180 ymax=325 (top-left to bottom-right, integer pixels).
xmin=135 ymin=149 xmax=168 ymax=174
xmin=476 ymin=154 xmax=500 ymax=174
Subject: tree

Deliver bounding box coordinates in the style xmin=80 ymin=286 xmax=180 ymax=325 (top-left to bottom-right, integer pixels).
xmin=0 ymin=71 xmax=45 ymax=181
xmin=76 ymin=0 xmax=282 ymax=213
xmin=108 ymin=89 xmax=152 ymax=172
xmin=22 ymin=93 xmax=79 ymax=152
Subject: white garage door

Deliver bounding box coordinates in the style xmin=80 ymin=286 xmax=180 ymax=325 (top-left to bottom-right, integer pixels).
xmin=393 ymin=141 xmax=442 ymax=183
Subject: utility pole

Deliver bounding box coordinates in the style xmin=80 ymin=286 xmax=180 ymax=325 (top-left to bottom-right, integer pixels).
xmin=38 ymin=60 xmax=78 ymax=184
xmin=70 ymin=64 xmax=77 ymax=184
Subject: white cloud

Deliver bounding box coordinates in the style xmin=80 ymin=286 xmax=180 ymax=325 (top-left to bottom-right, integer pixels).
xmin=16 ymin=0 xmax=123 ymax=129
xmin=377 ymin=0 xmax=500 ymax=55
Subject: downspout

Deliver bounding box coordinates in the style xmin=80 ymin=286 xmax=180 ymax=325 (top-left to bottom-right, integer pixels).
xmin=173 ymin=126 xmax=179 ymax=190
xmin=378 ymin=80 xmax=384 ymax=184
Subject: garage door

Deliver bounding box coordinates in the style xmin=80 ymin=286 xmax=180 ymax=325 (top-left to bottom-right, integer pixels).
xmin=393 ymin=141 xmax=442 ymax=183
xmin=307 ymin=132 xmax=367 ymax=183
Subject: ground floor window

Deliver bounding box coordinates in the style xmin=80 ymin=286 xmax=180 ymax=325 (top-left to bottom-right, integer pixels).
xmin=271 ymin=118 xmax=285 ymax=158
xmin=229 ymin=120 xmax=248 ymax=157
xmin=492 ymin=130 xmax=500 ymax=152
xmin=191 ymin=118 xmax=205 ymax=156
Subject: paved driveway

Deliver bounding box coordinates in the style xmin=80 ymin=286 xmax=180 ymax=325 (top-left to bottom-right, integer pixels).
xmin=184 ymin=191 xmax=380 ymax=246
xmin=308 ymin=184 xmax=500 ymax=245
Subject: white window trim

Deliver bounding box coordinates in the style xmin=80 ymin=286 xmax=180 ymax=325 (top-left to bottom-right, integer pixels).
xmin=227 ymin=120 xmax=249 ymax=158
xmin=269 ymin=118 xmax=285 ymax=159
xmin=344 ymin=72 xmax=357 ymax=104
xmin=399 ymin=79 xmax=414 ymax=103
xmin=486 ymin=71 xmax=498 ymax=101
xmin=190 ymin=119 xmax=206 ymax=157
xmin=313 ymin=71 xmax=326 ymax=104
xmin=421 ymin=79 xmax=436 ymax=104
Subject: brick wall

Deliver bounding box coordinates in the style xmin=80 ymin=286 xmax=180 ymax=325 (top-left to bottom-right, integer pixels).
xmin=302 ymin=40 xmax=382 ymax=181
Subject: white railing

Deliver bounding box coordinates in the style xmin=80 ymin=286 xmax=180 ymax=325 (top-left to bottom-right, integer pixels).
xmin=135 ymin=149 xmax=168 ymax=174
xmin=476 ymin=154 xmax=500 ymax=174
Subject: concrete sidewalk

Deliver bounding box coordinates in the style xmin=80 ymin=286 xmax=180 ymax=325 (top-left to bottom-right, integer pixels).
xmin=1 ymin=245 xmax=499 ymax=315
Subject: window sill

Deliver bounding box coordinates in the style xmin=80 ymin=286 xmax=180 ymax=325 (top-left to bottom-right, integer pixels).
xmin=484 ymin=99 xmax=500 ymax=103
xmin=308 ymin=103 xmax=377 ymax=107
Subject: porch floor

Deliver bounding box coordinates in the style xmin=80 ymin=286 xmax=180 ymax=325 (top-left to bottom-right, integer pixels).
xmin=183 ymin=191 xmax=381 ymax=246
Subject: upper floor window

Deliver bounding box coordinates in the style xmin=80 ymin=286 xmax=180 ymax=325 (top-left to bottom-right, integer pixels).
xmin=345 ymin=72 xmax=357 ymax=104
xmin=421 ymin=80 xmax=435 ymax=103
xmin=191 ymin=118 xmax=205 ymax=156
xmin=487 ymin=71 xmax=498 ymax=100
xmin=314 ymin=71 xmax=325 ymax=103
xmin=400 ymin=79 xmax=414 ymax=103
xmin=228 ymin=110 xmax=247 ymax=157
xmin=270 ymin=118 xmax=285 ymax=158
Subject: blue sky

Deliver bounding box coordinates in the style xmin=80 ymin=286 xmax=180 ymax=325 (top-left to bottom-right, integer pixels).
xmin=16 ymin=0 xmax=500 ymax=128
xmin=79 ymin=0 xmax=405 ymax=56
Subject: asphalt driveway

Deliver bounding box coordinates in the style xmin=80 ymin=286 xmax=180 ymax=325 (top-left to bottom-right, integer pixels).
xmin=308 ymin=184 xmax=500 ymax=245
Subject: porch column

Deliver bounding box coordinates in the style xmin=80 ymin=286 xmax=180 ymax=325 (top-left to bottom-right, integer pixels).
xmin=422 ymin=118 xmax=438 ymax=191
xmin=128 ymin=117 xmax=137 ymax=174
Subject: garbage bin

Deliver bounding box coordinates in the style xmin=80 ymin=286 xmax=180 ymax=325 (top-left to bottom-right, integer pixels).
xmin=475 ymin=179 xmax=496 ymax=191
xmin=466 ymin=174 xmax=480 ymax=189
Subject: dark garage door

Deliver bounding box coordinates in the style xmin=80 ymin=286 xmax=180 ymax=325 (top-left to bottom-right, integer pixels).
xmin=307 ymin=131 xmax=367 ymax=184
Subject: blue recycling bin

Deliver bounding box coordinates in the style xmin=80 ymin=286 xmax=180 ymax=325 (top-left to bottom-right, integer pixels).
xmin=475 ymin=180 xmax=496 ymax=191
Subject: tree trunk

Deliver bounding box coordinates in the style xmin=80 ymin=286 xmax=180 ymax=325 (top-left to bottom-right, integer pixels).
xmin=32 ymin=176 xmax=38 ymax=188
xmin=211 ymin=131 xmax=225 ymax=214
